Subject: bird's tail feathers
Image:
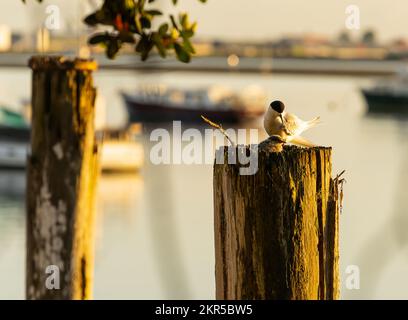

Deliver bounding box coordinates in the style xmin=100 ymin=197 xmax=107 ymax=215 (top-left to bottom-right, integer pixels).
xmin=290 ymin=136 xmax=316 ymax=148
xmin=305 ymin=116 xmax=321 ymax=130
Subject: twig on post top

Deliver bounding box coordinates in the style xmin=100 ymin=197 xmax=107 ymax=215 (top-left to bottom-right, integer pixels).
xmin=201 ymin=115 xmax=236 ymax=147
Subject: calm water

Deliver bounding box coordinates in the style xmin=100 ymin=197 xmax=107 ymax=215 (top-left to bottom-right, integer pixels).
xmin=0 ymin=67 xmax=407 ymax=299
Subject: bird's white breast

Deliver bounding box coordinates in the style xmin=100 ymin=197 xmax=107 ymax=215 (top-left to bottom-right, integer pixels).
xmin=263 ymin=109 xmax=287 ymax=139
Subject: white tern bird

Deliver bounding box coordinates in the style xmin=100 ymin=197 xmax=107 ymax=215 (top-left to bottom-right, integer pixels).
xmin=263 ymin=100 xmax=320 ymax=147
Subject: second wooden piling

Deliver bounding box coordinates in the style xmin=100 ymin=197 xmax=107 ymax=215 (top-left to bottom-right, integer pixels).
xmin=26 ymin=56 xmax=99 ymax=300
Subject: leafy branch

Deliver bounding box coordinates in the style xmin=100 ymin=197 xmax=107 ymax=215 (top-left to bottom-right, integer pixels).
xmin=22 ymin=0 xmax=207 ymax=62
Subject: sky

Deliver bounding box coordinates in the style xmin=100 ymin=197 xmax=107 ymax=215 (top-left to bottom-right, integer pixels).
xmin=2 ymin=0 xmax=408 ymax=42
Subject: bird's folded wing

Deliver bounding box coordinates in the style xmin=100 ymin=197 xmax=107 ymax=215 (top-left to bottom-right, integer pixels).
xmin=283 ymin=115 xmax=298 ymax=134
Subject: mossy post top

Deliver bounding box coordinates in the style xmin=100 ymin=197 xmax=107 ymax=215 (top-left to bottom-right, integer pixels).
xmin=28 ymin=56 xmax=98 ymax=71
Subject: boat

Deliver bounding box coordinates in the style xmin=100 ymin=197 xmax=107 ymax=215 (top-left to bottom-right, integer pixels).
xmin=0 ymin=106 xmax=30 ymax=169
xmin=121 ymin=85 xmax=267 ymax=123
xmin=362 ymin=68 xmax=408 ymax=115
xmin=96 ymin=124 xmax=144 ymax=172
xmin=0 ymin=105 xmax=143 ymax=172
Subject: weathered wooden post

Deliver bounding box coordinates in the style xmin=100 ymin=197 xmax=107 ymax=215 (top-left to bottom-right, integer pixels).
xmin=26 ymin=56 xmax=100 ymax=300
xmin=214 ymin=138 xmax=341 ymax=300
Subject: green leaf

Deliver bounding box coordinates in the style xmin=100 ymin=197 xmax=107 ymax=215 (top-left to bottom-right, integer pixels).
xmin=84 ymin=13 xmax=99 ymax=26
xmin=107 ymin=38 xmax=121 ymax=59
xmin=152 ymin=33 xmax=166 ymax=58
xmin=170 ymin=15 xmax=179 ymax=30
xmin=135 ymin=15 xmax=142 ymax=33
xmin=158 ymin=23 xmax=169 ymax=36
xmin=144 ymin=10 xmax=163 ymax=16
xmin=84 ymin=9 xmax=113 ymax=26
xmin=119 ymin=31 xmax=136 ymax=44
xmin=136 ymin=34 xmax=154 ymax=61
xmin=140 ymin=16 xmax=151 ymax=29
xmin=182 ymin=36 xmax=195 ymax=54
xmin=182 ymin=29 xmax=194 ymax=38
xmin=179 ymin=13 xmax=188 ymax=29
xmin=88 ymin=33 xmax=109 ymax=45
xmin=124 ymin=0 xmax=135 ymax=10
xmin=174 ymin=42 xmax=191 ymax=63
xmin=137 ymin=0 xmax=146 ymax=9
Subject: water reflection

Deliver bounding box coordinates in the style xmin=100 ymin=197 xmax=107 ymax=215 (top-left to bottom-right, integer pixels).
xmin=345 ymin=120 xmax=408 ymax=299
xmin=1 ymin=70 xmax=408 ymax=299
xmin=144 ymin=155 xmax=192 ymax=299
xmin=0 ymin=169 xmax=25 ymax=202
xmin=0 ymin=170 xmax=25 ymax=299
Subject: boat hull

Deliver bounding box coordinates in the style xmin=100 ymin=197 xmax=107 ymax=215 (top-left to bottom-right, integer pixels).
xmin=122 ymin=93 xmax=264 ymax=123
xmin=100 ymin=140 xmax=144 ymax=172
xmin=362 ymin=89 xmax=408 ymax=115
xmin=0 ymin=126 xmax=30 ymax=169
xmin=0 ymin=126 xmax=144 ymax=172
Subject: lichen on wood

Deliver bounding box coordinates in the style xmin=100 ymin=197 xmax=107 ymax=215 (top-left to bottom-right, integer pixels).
xmin=26 ymin=56 xmax=99 ymax=300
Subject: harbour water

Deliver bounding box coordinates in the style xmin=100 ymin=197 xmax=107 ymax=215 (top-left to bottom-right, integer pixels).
xmin=0 ymin=67 xmax=407 ymax=299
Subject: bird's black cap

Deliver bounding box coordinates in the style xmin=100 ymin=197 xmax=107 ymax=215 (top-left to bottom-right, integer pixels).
xmin=270 ymin=100 xmax=285 ymax=113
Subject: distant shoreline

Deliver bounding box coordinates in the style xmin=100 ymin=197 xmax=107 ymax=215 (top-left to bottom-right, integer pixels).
xmin=0 ymin=52 xmax=406 ymax=76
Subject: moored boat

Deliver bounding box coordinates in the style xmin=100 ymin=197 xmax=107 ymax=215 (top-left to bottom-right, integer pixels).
xmin=121 ymin=85 xmax=267 ymax=123
xmin=362 ymin=68 xmax=408 ymax=115
xmin=0 ymin=107 xmax=30 ymax=169
xmin=0 ymin=105 xmax=144 ymax=172
xmin=96 ymin=124 xmax=144 ymax=172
